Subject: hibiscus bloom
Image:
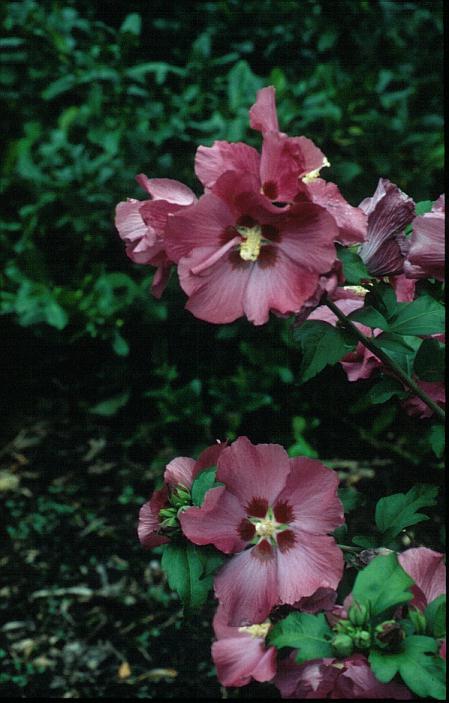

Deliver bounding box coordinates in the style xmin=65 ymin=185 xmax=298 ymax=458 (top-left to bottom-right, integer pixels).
xmin=404 ymin=194 xmax=445 ymax=281
xmin=165 ymin=171 xmax=339 ymax=325
xmin=274 ymin=653 xmax=412 ymax=699
xmin=398 ymin=547 xmax=446 ymax=611
xmin=115 ymin=175 xmax=197 ymax=297
xmin=211 ymin=604 xmax=277 ymax=687
xmin=357 ymin=178 xmax=415 ymax=277
xmin=179 ymin=436 xmax=344 ymax=626
xmin=401 ymin=380 xmax=446 ymax=419
xmin=137 ymin=442 xmax=225 ymax=549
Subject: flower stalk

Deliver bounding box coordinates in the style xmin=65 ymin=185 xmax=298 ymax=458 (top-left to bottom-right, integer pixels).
xmin=324 ymin=295 xmax=445 ymax=421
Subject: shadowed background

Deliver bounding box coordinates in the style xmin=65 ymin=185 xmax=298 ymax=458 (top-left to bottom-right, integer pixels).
xmin=0 ymin=0 xmax=444 ymax=697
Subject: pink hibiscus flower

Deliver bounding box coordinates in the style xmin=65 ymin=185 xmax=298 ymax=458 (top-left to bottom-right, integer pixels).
xmin=357 ymin=178 xmax=415 ymax=277
xmin=404 ymin=194 xmax=445 ymax=282
xmin=211 ymin=604 xmax=277 ymax=687
xmin=165 ymin=171 xmax=339 ymax=325
xmin=398 ymin=547 xmax=446 ymax=611
xmin=401 ymin=380 xmax=446 ymax=419
xmin=274 ymin=653 xmax=412 ymax=699
xmin=179 ymin=436 xmax=344 ymax=626
xmin=115 ymin=175 xmax=197 ymax=297
xmin=137 ymin=442 xmax=225 ymax=549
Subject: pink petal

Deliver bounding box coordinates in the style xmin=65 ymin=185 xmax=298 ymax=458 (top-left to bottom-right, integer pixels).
xmin=135 ymin=174 xmax=197 ymax=205
xmin=337 ymin=655 xmax=412 ymax=699
xmin=194 ymin=141 xmax=260 ymax=189
xmin=275 ymin=533 xmax=344 ymax=604
xmin=296 ymin=179 xmax=367 ymax=244
xmin=308 ymin=295 xmax=365 ymax=326
xmin=398 ymin=547 xmax=446 ymax=609
xmin=194 ymin=442 xmax=228 ymax=475
xmin=294 ymin=587 xmax=338 ymax=613
xmin=340 ymin=341 xmax=382 ymax=382
xmin=139 ymin=199 xmax=184 ymax=236
xmin=164 ymin=193 xmax=235 ymax=262
xmin=164 ymin=456 xmax=197 ymax=488
xmin=277 ymin=202 xmax=337 ymax=271
xmin=249 ymin=86 xmax=280 ymax=134
xmin=115 ymin=199 xmax=156 ymax=245
xmin=402 ymin=381 xmax=446 ymax=419
xmin=137 ymin=486 xmax=170 ymax=548
xmin=390 ymin=274 xmax=416 ymax=302
xmin=242 ymin=248 xmax=324 ymax=325
xmin=276 ymin=457 xmax=344 ymax=534
xmin=151 ymin=260 xmax=172 ymax=299
xmin=216 ymin=437 xmax=290 ymax=507
xmin=214 ymin=547 xmax=279 ymax=626
xmin=178 ymin=246 xmax=249 ymax=324
xmin=179 ymin=486 xmax=246 ymax=554
xmin=274 ymin=655 xmax=339 ymax=699
xmin=405 ymin=207 xmax=445 ymax=281
xmin=212 ymin=636 xmax=276 ymax=687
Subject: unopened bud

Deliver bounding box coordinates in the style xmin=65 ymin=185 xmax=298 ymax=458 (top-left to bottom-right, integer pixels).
xmin=332 ymin=633 xmax=354 ymax=657
xmin=374 ymin=620 xmax=405 ymax=650
xmin=408 ymin=608 xmax=427 ymax=635
xmin=348 ymin=602 xmax=368 ymax=627
xmin=353 ymin=628 xmax=371 ymax=650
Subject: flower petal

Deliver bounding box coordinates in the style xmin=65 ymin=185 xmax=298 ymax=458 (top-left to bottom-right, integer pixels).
xmin=212 ymin=636 xmax=276 ymax=687
xmin=137 ymin=486 xmax=170 ymax=548
xmin=398 ymin=547 xmax=446 ymax=609
xmin=249 ymin=86 xmax=280 ymax=134
xmin=135 ymin=174 xmax=196 ymax=205
xmin=277 ymin=202 xmax=338 ymax=271
xmin=217 ymin=436 xmax=290 ymax=507
xmin=164 ymin=457 xmax=196 ymax=488
xmin=194 ymin=141 xmax=260 ymax=189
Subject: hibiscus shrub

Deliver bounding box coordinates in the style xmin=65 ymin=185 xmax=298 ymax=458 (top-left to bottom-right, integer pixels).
xmin=118 ymin=86 xmax=446 ymax=698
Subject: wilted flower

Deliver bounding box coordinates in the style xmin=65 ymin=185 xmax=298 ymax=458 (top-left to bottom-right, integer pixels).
xmin=115 ymin=175 xmax=197 ymax=297
xmin=211 ymin=604 xmax=277 ymax=687
xmin=179 ymin=436 xmax=344 ymax=625
xmin=137 ymin=442 xmax=225 ymax=548
xmin=358 ymin=178 xmax=415 ymax=277
xmin=273 ymin=653 xmax=412 ymax=699
xmin=404 ymin=195 xmax=445 ymax=281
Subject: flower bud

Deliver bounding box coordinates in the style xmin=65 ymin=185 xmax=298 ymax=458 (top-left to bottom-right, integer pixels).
xmin=348 ymin=602 xmax=369 ymax=627
xmin=352 ymin=628 xmax=371 ymax=649
xmin=408 ymin=607 xmax=427 ymax=635
xmin=332 ymin=633 xmax=354 ymax=657
xmin=374 ymin=620 xmax=405 ymax=650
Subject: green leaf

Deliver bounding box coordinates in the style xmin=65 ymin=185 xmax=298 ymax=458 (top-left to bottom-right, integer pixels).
xmin=120 ymin=13 xmax=142 ymax=35
xmin=364 ymin=377 xmax=408 ymax=405
xmin=161 ymin=542 xmax=215 ymax=610
xmin=425 ymin=594 xmax=446 ymax=638
xmin=348 ymin=306 xmax=389 ymax=329
xmin=372 ymin=332 xmax=421 ymax=375
xmin=112 ymin=331 xmax=129 ymax=357
xmin=415 ymin=200 xmax=433 ymax=216
xmin=338 ymin=486 xmax=362 ymax=513
xmin=388 ymin=296 xmax=445 ymax=336
xmin=190 ymin=467 xmax=222 ymax=507
xmin=337 ymin=247 xmax=371 ymax=284
xmin=89 ymin=390 xmax=130 ymax=416
xmin=268 ymin=612 xmax=334 ymax=663
xmin=364 ymin=282 xmax=398 ymax=319
xmin=351 ymin=553 xmax=414 ymax=618
xmin=414 ymin=338 xmax=445 ymax=382
xmin=375 ymin=484 xmax=438 ymax=541
xmin=428 ymin=424 xmax=445 ymax=459
xmin=369 ymin=636 xmax=446 ymax=699
xmin=352 ymin=534 xmax=378 ymax=549
xmin=295 ymin=321 xmax=355 ymax=382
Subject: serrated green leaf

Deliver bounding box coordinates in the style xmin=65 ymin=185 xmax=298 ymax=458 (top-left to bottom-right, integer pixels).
xmin=190 ymin=467 xmax=222 ymax=507
xmin=268 ymin=612 xmax=333 ymax=663
xmin=337 ymin=247 xmax=371 ymax=284
xmin=295 ymin=321 xmax=355 ymax=382
xmin=161 ymin=542 xmax=214 ymax=610
xmin=425 ymin=594 xmax=446 ymax=638
xmin=364 ymin=282 xmax=398 ymax=319
xmin=351 ymin=553 xmax=414 ymax=618
xmin=372 ymin=332 xmax=421 ymax=375
xmin=375 ymin=484 xmax=438 ymax=541
xmin=369 ymin=636 xmax=446 ymax=699
xmin=348 ymin=305 xmax=389 ymax=329
xmin=414 ymin=338 xmax=445 ymax=382
xmin=388 ymin=296 xmax=445 ymax=336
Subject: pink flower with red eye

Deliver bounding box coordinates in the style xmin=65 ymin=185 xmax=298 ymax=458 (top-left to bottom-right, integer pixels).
xmin=211 ymin=604 xmax=277 ymax=687
xmin=357 ymin=178 xmax=415 ymax=277
xmin=137 ymin=442 xmax=225 ymax=549
xmin=405 ymin=194 xmax=445 ymax=282
xmin=165 ymin=171 xmax=339 ymax=325
xmin=115 ymin=174 xmax=197 ymax=297
xmin=179 ymin=437 xmax=344 ymax=626
xmin=273 ymin=653 xmax=412 ymax=699
xmin=398 ymin=547 xmax=446 ymax=611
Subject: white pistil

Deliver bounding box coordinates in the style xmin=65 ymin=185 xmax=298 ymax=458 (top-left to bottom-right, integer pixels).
xmin=238 ymin=621 xmax=271 ymax=639
xmin=302 ymin=156 xmax=331 ymax=184
xmin=236 ymin=225 xmax=262 ymax=262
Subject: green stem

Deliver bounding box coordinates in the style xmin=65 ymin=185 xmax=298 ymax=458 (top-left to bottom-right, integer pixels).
xmin=324 ymin=296 xmax=445 ymax=422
